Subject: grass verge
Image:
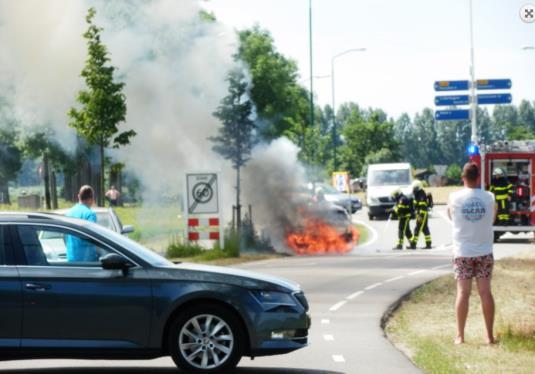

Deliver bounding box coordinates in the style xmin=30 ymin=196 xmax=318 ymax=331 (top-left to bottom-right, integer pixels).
xmin=385 ymin=250 xmax=535 ymax=374
xmin=355 ymin=223 xmax=369 ymax=245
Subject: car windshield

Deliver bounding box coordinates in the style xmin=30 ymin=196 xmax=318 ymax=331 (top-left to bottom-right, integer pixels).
xmin=95 ymin=212 xmax=113 ymax=230
xmin=369 ymin=169 xmax=411 ymax=186
xmin=88 ymin=223 xmax=173 ymax=267
xmin=319 ymin=184 xmax=341 ymax=194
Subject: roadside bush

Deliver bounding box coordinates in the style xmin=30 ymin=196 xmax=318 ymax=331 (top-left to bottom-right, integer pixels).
xmin=213 ymin=229 xmax=240 ymax=257
xmin=166 ymin=238 xmax=204 ymax=258
xmin=445 ymin=163 xmax=462 ymax=185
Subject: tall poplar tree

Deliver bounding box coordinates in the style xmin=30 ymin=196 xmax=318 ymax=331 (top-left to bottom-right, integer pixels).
xmin=211 ymin=68 xmax=256 ymax=231
xmin=69 ymin=7 xmax=135 ymax=206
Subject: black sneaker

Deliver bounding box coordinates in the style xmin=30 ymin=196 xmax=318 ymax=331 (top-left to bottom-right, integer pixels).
xmin=393 ymin=245 xmax=403 ymax=250
xmin=410 ymin=243 xmax=417 ymax=250
xmin=425 ymin=243 xmax=432 ymax=249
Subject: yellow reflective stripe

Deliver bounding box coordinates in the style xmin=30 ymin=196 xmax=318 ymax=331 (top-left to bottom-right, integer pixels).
xmin=495 ymin=195 xmax=508 ymax=200
xmin=493 ymin=186 xmax=510 ymax=191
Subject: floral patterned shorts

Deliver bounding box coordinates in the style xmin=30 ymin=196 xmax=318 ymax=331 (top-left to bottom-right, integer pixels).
xmin=453 ymin=254 xmax=494 ymax=280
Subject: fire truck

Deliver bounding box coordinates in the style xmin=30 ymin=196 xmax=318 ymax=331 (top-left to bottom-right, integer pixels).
xmin=470 ymin=140 xmax=535 ymax=240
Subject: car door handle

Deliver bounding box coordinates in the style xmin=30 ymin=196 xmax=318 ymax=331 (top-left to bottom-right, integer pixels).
xmin=25 ymin=283 xmax=51 ymax=292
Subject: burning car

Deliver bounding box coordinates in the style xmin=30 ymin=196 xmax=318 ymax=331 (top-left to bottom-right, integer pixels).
xmin=285 ymin=190 xmax=359 ymax=255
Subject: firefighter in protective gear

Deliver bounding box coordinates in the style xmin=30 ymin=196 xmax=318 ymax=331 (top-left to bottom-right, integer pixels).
xmin=489 ymin=168 xmax=512 ymax=225
xmin=391 ymin=188 xmax=413 ymax=250
xmin=410 ymin=180 xmax=433 ymax=249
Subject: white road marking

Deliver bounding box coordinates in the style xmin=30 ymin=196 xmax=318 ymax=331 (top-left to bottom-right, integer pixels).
xmin=431 ymin=264 xmax=450 ymax=270
xmin=323 ymin=334 xmax=334 ymax=341
xmin=332 ymin=355 xmax=346 ymax=363
xmin=329 ymin=300 xmax=347 ymax=312
xmin=353 ymin=219 xmax=379 ymax=249
xmin=408 ymin=269 xmax=427 ymax=276
xmin=321 ymin=319 xmax=330 ymax=325
xmin=346 ymin=290 xmax=364 ymax=300
xmin=364 ymin=282 xmax=382 ymax=290
xmin=384 ymin=275 xmax=405 ymax=283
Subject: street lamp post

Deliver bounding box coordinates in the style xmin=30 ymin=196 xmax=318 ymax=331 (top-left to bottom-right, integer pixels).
xmin=309 ymin=0 xmax=314 ymax=140
xmin=331 ymin=48 xmax=366 ymax=170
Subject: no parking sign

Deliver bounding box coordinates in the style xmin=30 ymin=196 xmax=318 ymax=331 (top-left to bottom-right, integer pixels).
xmin=187 ymin=173 xmax=219 ymax=214
xmin=184 ymin=172 xmax=223 ymax=247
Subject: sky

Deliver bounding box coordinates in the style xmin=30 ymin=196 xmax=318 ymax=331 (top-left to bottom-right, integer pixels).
xmin=203 ymin=0 xmax=535 ymax=119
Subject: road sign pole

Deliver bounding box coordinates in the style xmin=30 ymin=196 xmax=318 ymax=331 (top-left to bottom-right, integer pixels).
xmin=183 ymin=177 xmax=189 ymax=244
xmin=469 ymin=0 xmax=478 ymax=144
xmin=217 ymin=172 xmax=224 ymax=250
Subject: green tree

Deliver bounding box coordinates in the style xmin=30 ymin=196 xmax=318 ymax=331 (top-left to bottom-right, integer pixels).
xmin=446 ymin=163 xmax=462 ymax=185
xmin=211 ymin=68 xmax=256 ymax=232
xmin=0 ymin=127 xmax=22 ymax=205
xmin=518 ymin=100 xmax=535 ymax=134
xmin=339 ymin=107 xmax=400 ymax=177
xmin=69 ymin=7 xmax=135 ymax=206
xmin=411 ymin=108 xmax=442 ymax=167
xmin=492 ymin=105 xmax=518 ymax=141
xmin=21 ymin=129 xmax=69 ymax=209
xmin=237 ymin=26 xmax=310 ymax=144
xmin=394 ymin=113 xmax=416 ymax=162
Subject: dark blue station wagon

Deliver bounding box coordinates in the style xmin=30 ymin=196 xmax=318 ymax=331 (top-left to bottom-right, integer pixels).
xmin=0 ymin=213 xmax=310 ymax=373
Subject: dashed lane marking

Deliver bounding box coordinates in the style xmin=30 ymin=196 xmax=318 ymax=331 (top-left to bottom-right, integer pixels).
xmin=384 ymin=275 xmax=405 ymax=283
xmin=346 ymin=290 xmax=364 ymax=300
xmin=329 ymin=300 xmax=347 ymax=312
xmin=431 ymin=264 xmax=450 ymax=270
xmin=321 ymin=319 xmax=330 ymax=325
xmin=323 ymin=334 xmax=334 ymax=341
xmin=364 ymin=282 xmax=382 ymax=290
xmin=332 ymin=355 xmax=346 ymax=363
xmin=408 ymin=269 xmax=427 ymax=276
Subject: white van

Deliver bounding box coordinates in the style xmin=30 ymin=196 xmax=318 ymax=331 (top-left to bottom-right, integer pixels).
xmin=366 ymin=163 xmax=413 ymax=220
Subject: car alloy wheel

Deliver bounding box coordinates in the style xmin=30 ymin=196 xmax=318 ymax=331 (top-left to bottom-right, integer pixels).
xmin=179 ymin=314 xmax=234 ymax=370
xmin=169 ymin=304 xmax=243 ymax=373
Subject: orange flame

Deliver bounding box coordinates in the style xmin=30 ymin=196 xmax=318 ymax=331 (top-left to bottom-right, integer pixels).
xmin=285 ymin=219 xmax=359 ymax=255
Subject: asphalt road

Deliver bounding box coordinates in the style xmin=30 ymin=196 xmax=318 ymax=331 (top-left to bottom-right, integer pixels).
xmin=1 ymin=206 xmax=532 ymax=373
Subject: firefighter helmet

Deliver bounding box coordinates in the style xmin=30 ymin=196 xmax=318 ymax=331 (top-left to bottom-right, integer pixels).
xmin=391 ymin=187 xmax=402 ymax=198
xmin=411 ymin=180 xmax=423 ymax=192
xmin=492 ymin=168 xmax=505 ymax=177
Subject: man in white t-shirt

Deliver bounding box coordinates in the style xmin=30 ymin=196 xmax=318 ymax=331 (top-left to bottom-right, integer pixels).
xmin=447 ymin=162 xmax=497 ymax=345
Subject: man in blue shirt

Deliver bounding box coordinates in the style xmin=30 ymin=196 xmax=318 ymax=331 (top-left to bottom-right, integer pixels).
xmin=66 ymin=185 xmax=98 ymax=262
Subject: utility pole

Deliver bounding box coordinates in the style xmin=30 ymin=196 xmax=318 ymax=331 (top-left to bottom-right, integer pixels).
xmin=308 ymin=0 xmax=315 ymax=158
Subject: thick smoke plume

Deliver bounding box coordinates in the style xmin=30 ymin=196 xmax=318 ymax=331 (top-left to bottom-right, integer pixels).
xmin=0 ymin=0 xmax=342 ymax=253
xmin=0 ymin=0 xmax=87 ymax=148
xmin=242 ymin=138 xmax=309 ymax=251
xmin=0 ymin=0 xmax=236 ymax=199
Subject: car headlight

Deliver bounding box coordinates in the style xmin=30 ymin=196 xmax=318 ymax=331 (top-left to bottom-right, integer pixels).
xmin=251 ymin=290 xmax=297 ymax=306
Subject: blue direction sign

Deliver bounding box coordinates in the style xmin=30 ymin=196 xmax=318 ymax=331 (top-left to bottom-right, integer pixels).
xmin=476 ymin=79 xmax=512 ymax=90
xmin=435 ymin=95 xmax=470 ymax=106
xmin=435 ymin=109 xmax=470 ymax=121
xmin=477 ymin=93 xmax=512 ymax=105
xmin=434 ymin=80 xmax=470 ymax=91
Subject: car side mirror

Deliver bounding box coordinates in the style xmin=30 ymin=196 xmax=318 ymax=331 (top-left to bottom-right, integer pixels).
xmin=121 ymin=225 xmax=134 ymax=235
xmin=100 ymin=253 xmax=132 ymax=275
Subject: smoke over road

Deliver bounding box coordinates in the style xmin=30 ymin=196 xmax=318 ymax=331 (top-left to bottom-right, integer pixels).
xmin=0 ymin=0 xmax=236 ymax=196
xmin=0 ymin=0 xmax=355 ymax=253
